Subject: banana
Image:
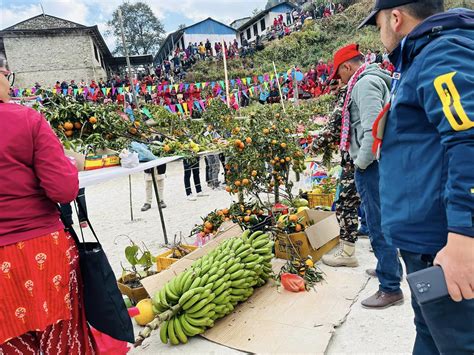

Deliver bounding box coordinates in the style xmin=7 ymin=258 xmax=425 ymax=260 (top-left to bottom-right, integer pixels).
xmin=214 ymin=304 xmax=227 ymax=314
xmin=254 ymin=247 xmax=272 ymax=255
xmin=159 ymin=287 xmax=170 ymax=308
xmin=216 ymin=267 xmax=226 ymax=277
xmin=230 ymin=288 xmax=249 ymax=296
xmin=211 ymin=277 xmax=225 ymax=291
xmin=188 ymin=276 xmax=202 ymax=291
xmin=199 ymin=274 xmax=210 ymax=287
xmin=204 ymin=282 xmax=214 ymax=290
xmin=182 ymin=294 xmax=201 ymax=311
xmin=174 ymin=316 xmax=188 ymax=344
xmin=232 ymin=239 xmax=243 ymax=251
xmin=178 ymin=286 xmax=204 ymax=307
xmin=192 ymin=258 xmax=202 ymax=268
xmin=252 ymin=239 xmax=270 ymax=249
xmin=230 ymin=278 xmax=248 ymax=288
xmin=222 ymin=273 xmax=231 ymax=282
xmin=242 ymin=254 xmax=259 ymax=263
xmin=261 ymin=254 xmax=273 ymax=262
xmin=207 ymin=274 xmax=220 ymax=284
xmin=186 ymin=303 xmax=216 ymax=319
xmin=184 ymin=314 xmax=211 ymax=327
xmin=160 ymin=320 xmax=169 ymax=344
xmin=234 ymin=243 xmax=250 ymax=256
xmin=167 ymin=316 xmax=180 ymax=345
xmin=187 ymin=294 xmax=214 ymax=314
xmin=252 ymin=233 xmax=269 ymax=243
xmin=173 ymin=271 xmax=186 ymax=295
xmin=236 ymin=248 xmax=252 ymax=259
xmin=247 ymin=230 xmax=263 ymax=243
xmin=165 ymin=283 xmax=180 ymax=303
xmin=213 ymin=291 xmax=230 ymax=305
xmin=219 ymin=254 xmax=233 ymax=264
xmin=226 ymin=263 xmax=242 ymax=274
xmin=180 ymin=315 xmax=205 ymax=336
xmin=240 ymin=229 xmax=251 ymax=243
xmin=182 ymin=272 xmax=196 ymax=293
xmin=212 ymin=281 xmax=229 ymax=297
xmin=179 ymin=270 xmax=193 ymax=293
xmin=200 ymin=262 xmax=213 ymax=275
xmin=230 ymin=269 xmax=245 ymax=280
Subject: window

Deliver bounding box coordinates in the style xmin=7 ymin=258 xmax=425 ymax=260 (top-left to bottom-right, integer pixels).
xmin=253 ymin=23 xmax=258 ymax=37
xmin=246 ymin=28 xmax=251 ymax=39
xmin=240 ymin=33 xmax=244 ymax=43
xmin=260 ymin=18 xmax=266 ymax=31
xmin=93 ymin=44 xmax=99 ymax=63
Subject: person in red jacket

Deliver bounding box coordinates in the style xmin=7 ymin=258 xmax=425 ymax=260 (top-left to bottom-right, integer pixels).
xmin=0 ymin=58 xmax=95 ymax=354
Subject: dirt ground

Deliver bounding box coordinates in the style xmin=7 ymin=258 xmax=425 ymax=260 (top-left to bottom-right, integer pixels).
xmin=79 ymin=159 xmax=415 ymax=354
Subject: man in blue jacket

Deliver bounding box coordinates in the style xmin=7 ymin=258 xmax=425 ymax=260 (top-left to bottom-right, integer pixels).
xmin=359 ymin=0 xmax=474 ymax=353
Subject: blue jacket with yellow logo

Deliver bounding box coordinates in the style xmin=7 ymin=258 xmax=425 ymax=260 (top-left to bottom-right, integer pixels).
xmin=380 ymin=9 xmax=474 ymax=254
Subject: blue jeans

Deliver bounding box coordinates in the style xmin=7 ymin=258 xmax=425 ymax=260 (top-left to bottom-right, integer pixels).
xmin=358 ymin=205 xmax=370 ymax=235
xmin=400 ymin=250 xmax=474 ymax=355
xmin=355 ymin=162 xmax=402 ymax=293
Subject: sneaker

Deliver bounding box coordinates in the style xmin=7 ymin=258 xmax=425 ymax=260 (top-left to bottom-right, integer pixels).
xmin=361 ymin=290 xmax=404 ymax=309
xmin=196 ymin=192 xmax=209 ymax=197
xmin=141 ymin=203 xmax=151 ymax=212
xmin=366 ymin=268 xmax=377 ymax=277
xmin=187 ymin=195 xmax=197 ymax=201
xmin=159 ymin=201 xmax=167 ymax=209
xmin=79 ymin=221 xmax=88 ymax=228
xmin=321 ymin=241 xmax=359 ymax=267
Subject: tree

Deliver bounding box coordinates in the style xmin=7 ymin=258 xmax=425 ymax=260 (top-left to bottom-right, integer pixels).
xmin=252 ymin=8 xmax=261 ymax=16
xmin=107 ymin=1 xmax=165 ymax=56
xmin=178 ymin=24 xmax=187 ymax=30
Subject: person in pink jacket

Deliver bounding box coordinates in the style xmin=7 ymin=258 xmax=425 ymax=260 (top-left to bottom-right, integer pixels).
xmin=0 ymin=56 xmax=95 ymax=353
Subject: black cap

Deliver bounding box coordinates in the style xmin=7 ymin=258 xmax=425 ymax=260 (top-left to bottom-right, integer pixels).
xmin=358 ymin=0 xmax=418 ymax=29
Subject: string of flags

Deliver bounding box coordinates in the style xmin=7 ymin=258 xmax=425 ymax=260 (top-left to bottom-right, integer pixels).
xmin=12 ymin=69 xmax=305 ymax=114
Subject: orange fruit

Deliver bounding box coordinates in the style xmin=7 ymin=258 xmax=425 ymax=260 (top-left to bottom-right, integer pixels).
xmin=244 ymin=216 xmax=250 ymax=222
xmin=285 ymin=157 xmax=291 ymax=162
xmin=272 ymin=125 xmax=276 ymax=130
xmin=245 ymin=137 xmax=252 ymax=144
xmin=225 ymin=164 xmax=231 ymax=170
xmin=222 ymin=208 xmax=229 ymax=215
xmin=129 ymin=127 xmax=138 ymax=135
xmin=242 ymin=178 xmax=250 ymax=185
xmin=233 ymin=189 xmax=239 ymax=193
xmin=65 ymin=130 xmax=73 ymax=137
xmin=263 ymin=128 xmax=270 ymax=134
xmin=239 ymin=142 xmax=245 ymax=149
xmin=163 ymin=145 xmax=171 ymax=152
xmin=64 ymin=122 xmax=74 ymax=130
xmin=74 ymin=122 xmax=82 ymax=130
xmin=281 ymin=143 xmax=287 ymax=149
xmin=225 ymin=186 xmax=232 ymax=193
xmin=235 ymin=180 xmax=241 ymax=187
xmin=204 ymin=221 xmax=213 ymax=230
xmin=134 ymin=121 xmax=141 ymax=128
xmin=289 ymin=215 xmax=298 ymax=223
xmin=280 ymin=159 xmax=285 ymax=164
xmin=224 ymin=217 xmax=230 ymax=222
xmin=295 ymin=224 xmax=303 ymax=232
xmin=285 ymin=128 xmax=290 ymax=133
xmin=272 ymin=139 xmax=277 ymax=145
xmin=246 ymin=209 xmax=252 ymax=215
xmin=251 ymin=170 xmax=258 ymax=177
xmin=217 ymin=210 xmax=224 ymax=216
xmin=89 ymin=116 xmax=97 ymax=124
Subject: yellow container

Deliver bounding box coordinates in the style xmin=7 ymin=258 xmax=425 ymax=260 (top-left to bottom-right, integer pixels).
xmin=307 ymin=193 xmax=334 ymax=208
xmin=156 ymin=245 xmax=198 ymax=271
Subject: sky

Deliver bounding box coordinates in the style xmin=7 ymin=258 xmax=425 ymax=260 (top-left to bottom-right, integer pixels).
xmin=0 ymin=0 xmax=267 ymax=50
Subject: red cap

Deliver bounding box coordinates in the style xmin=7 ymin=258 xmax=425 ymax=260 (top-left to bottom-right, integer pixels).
xmin=329 ymin=44 xmax=363 ymax=81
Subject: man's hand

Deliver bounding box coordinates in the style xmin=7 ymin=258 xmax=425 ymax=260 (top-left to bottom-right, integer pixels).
xmin=434 ymin=233 xmax=474 ymax=302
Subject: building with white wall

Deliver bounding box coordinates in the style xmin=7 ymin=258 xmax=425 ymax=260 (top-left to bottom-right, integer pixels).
xmin=237 ymin=2 xmax=296 ymax=44
xmin=154 ymin=18 xmax=237 ymax=64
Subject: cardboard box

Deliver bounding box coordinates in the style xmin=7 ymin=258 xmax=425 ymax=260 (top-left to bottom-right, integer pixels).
xmin=64 ymin=148 xmax=119 ymax=171
xmin=275 ymin=210 xmax=339 ymax=261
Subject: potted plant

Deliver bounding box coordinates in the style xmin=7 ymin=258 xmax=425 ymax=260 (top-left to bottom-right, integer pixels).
xmin=117 ymin=240 xmax=157 ymax=304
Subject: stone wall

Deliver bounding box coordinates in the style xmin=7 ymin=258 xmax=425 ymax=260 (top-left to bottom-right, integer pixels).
xmin=4 ymin=32 xmax=107 ymax=88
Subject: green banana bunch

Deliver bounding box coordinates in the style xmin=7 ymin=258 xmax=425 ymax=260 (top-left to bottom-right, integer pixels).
xmin=144 ymin=229 xmax=274 ymax=346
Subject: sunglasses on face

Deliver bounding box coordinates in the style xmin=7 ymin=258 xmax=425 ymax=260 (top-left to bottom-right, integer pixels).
xmin=0 ymin=69 xmax=14 ymax=86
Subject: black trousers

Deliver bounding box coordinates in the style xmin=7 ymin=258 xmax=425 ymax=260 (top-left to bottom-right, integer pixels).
xmin=183 ymin=159 xmax=202 ymax=196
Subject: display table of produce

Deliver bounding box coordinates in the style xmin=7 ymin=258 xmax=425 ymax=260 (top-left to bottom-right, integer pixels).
xmin=78 ymin=156 xmax=181 ymax=188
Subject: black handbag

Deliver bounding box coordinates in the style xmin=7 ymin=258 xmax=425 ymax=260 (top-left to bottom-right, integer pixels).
xmin=59 ymin=200 xmax=135 ymax=343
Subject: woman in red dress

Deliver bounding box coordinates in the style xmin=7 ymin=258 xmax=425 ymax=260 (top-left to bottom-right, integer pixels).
xmin=0 ymin=57 xmax=95 ymax=354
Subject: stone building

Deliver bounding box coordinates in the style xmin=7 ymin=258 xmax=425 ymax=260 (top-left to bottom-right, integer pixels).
xmin=0 ymin=14 xmax=112 ymax=88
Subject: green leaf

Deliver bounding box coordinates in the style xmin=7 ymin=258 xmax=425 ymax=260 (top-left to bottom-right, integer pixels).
xmin=125 ymin=245 xmax=139 ymax=266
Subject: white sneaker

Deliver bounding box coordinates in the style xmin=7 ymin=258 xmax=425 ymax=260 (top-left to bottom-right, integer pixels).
xmin=196 ymin=192 xmax=209 ymax=197
xmin=187 ymin=194 xmax=197 ymax=201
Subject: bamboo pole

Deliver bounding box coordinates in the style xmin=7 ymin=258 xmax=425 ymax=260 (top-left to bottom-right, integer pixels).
xmin=221 ymin=39 xmax=231 ymax=108
xmin=272 ymin=61 xmax=286 ymax=114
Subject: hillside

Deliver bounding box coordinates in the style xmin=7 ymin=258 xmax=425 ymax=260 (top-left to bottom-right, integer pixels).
xmin=185 ymin=0 xmax=472 ymax=82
